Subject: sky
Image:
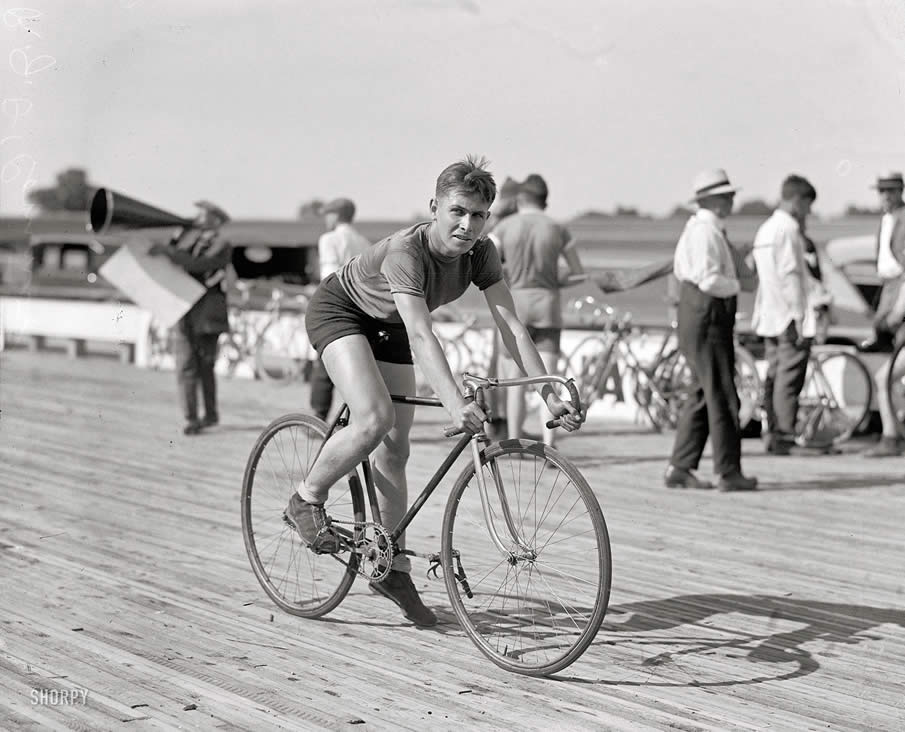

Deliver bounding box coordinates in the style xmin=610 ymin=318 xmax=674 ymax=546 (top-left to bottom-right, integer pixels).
xmin=2 ymin=0 xmax=904 ymax=221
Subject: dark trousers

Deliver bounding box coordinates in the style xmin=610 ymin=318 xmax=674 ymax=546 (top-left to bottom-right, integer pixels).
xmin=309 ymin=357 xmax=334 ymax=421
xmin=762 ymin=323 xmax=810 ymax=440
xmin=172 ymin=327 xmax=220 ymax=423
xmin=670 ymin=282 xmax=742 ymax=477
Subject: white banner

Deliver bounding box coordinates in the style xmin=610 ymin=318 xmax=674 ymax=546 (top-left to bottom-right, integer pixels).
xmin=99 ymin=236 xmax=205 ymax=329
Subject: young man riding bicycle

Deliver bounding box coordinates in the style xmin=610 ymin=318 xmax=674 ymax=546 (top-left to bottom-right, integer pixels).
xmin=285 ymin=156 xmax=584 ymax=627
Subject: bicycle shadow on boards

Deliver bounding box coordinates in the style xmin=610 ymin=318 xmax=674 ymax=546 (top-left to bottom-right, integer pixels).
xmin=755 ymin=474 xmax=905 ymax=492
xmin=554 ymin=593 xmax=905 ymax=688
xmin=566 ymin=454 xmax=668 ymax=470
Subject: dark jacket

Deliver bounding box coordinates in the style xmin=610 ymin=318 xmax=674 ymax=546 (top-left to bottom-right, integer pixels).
xmin=166 ymin=228 xmax=232 ymax=335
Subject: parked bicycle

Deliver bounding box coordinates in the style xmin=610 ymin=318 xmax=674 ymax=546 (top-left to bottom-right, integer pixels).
xmin=241 ymin=373 xmax=611 ymax=677
xmin=217 ymin=281 xmax=315 ymax=383
xmin=661 ymin=339 xmax=872 ymax=445
xmin=564 ymin=305 xmax=694 ymax=430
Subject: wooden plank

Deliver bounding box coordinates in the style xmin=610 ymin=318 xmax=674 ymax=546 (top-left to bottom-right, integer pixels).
xmin=0 ymin=350 xmax=904 ymax=731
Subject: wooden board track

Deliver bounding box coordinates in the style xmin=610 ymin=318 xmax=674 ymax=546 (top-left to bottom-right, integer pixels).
xmin=1 ymin=350 xmax=903 ymax=731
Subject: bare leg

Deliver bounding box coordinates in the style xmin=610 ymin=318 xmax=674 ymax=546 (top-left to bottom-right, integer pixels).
xmin=299 ymin=335 xmax=394 ymax=502
xmin=372 ymin=361 xmax=415 ymax=572
xmin=875 ymin=359 xmax=899 ymax=438
xmin=539 ymin=349 xmax=559 ymax=446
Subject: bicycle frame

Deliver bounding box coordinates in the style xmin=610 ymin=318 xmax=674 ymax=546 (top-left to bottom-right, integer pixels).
xmin=314 ymin=373 xmax=578 ymax=561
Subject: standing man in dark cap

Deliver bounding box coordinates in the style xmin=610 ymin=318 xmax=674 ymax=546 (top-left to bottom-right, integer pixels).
xmin=665 ymin=169 xmax=757 ymax=492
xmin=862 ymin=172 xmax=905 ymax=457
xmin=310 ymin=197 xmax=371 ymax=422
xmin=149 ymin=200 xmax=232 ymax=435
xmin=489 ymin=173 xmax=584 ymax=446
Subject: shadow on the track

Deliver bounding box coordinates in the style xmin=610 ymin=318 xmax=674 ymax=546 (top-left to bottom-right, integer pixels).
xmin=555 ymin=593 xmax=905 ymax=687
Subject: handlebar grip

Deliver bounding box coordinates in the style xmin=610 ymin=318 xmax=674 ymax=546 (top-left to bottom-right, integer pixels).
xmin=545 ymin=379 xmax=582 ymax=430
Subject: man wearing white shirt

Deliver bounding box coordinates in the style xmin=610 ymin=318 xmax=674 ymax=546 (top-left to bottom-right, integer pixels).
xmin=751 ymin=175 xmax=818 ymax=454
xmin=310 ymin=197 xmax=371 ymax=421
xmin=665 ymin=169 xmax=757 ymax=492
xmin=862 ymin=172 xmax=905 ymax=457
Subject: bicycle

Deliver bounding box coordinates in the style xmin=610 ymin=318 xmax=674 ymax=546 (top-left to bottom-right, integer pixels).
xmin=662 ymin=338 xmax=871 ymax=445
xmin=564 ymin=306 xmax=691 ymax=430
xmin=790 ymin=344 xmax=872 ymax=445
xmin=241 ymin=373 xmax=612 ymax=677
xmin=217 ymin=281 xmax=315 ymax=383
xmin=652 ymin=330 xmax=762 ymax=432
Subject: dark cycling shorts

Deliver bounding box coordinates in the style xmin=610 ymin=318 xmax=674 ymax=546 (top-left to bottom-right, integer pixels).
xmin=305 ymin=274 xmax=413 ymax=365
xmin=527 ymin=326 xmax=561 ymax=354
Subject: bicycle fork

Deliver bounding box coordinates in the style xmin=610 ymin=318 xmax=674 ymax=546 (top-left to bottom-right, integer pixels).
xmin=469 ymin=435 xmax=535 ymax=561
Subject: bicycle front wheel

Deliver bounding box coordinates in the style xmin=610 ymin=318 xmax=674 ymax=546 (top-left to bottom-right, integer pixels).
xmin=799 ymin=350 xmax=872 ymax=444
xmin=241 ymin=413 xmax=365 ymax=617
xmin=441 ymin=440 xmax=611 ymax=676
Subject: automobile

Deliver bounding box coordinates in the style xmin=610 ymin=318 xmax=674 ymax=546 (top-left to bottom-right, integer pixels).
xmin=0 ymin=233 xmax=127 ymax=300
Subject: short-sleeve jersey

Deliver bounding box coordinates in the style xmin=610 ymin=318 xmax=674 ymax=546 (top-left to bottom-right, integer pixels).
xmin=491 ymin=211 xmax=573 ymax=291
xmin=337 ymin=222 xmax=504 ymax=323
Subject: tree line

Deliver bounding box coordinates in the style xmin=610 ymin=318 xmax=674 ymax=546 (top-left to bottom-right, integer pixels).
xmin=23 ymin=167 xmax=885 ymax=221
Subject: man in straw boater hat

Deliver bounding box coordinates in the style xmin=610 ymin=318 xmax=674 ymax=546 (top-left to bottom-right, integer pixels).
xmin=861 ymin=171 xmax=905 ymax=457
xmin=664 ymin=169 xmax=758 ymax=492
xmin=149 ymin=199 xmax=232 ymax=435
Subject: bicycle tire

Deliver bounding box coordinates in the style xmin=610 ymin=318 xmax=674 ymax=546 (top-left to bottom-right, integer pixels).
xmin=241 ymin=413 xmax=365 ymax=617
xmin=799 ymin=350 xmax=873 ymax=444
xmin=887 ymin=340 xmax=905 ymax=440
xmin=734 ymin=344 xmax=761 ymax=432
xmin=653 ymin=345 xmax=761 ymax=431
xmin=650 ymin=348 xmax=693 ymax=429
xmin=254 ymin=313 xmax=311 ymax=384
xmin=441 ymin=439 xmax=611 ymax=676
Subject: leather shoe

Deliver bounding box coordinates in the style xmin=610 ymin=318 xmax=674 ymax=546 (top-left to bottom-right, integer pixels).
xmin=183 ymin=420 xmax=202 ymax=436
xmin=664 ymin=465 xmax=713 ymax=490
xmin=862 ymin=436 xmax=903 ymax=458
xmin=200 ymin=415 xmax=219 ymax=428
xmin=717 ymin=471 xmax=758 ymax=492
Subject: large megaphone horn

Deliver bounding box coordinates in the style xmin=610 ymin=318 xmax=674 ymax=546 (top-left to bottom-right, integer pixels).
xmin=89 ymin=188 xmax=194 ymax=233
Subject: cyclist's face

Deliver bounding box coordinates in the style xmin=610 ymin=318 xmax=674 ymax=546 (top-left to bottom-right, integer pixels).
xmin=430 ymin=189 xmax=491 ymax=257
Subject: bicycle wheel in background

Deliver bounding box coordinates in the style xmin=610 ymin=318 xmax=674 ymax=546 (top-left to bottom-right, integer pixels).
xmin=887 ymin=340 xmax=905 ymax=440
xmin=734 ymin=344 xmax=762 ymax=432
xmin=798 ymin=350 xmax=873 ymax=444
xmin=568 ymin=336 xmax=612 ymax=412
xmin=441 ymin=440 xmax=611 ymax=676
xmin=651 ymin=348 xmax=693 ymax=429
xmin=241 ymin=413 xmax=365 ymax=618
xmin=254 ymin=313 xmax=311 ymax=383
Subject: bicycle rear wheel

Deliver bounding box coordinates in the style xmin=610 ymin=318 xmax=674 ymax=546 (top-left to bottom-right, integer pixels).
xmin=254 ymin=313 xmax=311 ymax=383
xmin=441 ymin=440 xmax=611 ymax=676
xmin=241 ymin=413 xmax=365 ymax=617
xmin=798 ymin=350 xmax=872 ymax=444
xmin=887 ymin=340 xmax=905 ymax=440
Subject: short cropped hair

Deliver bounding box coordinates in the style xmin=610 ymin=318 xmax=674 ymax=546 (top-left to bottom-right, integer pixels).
xmin=781 ymin=175 xmax=817 ymax=202
xmin=435 ymin=155 xmax=497 ymax=206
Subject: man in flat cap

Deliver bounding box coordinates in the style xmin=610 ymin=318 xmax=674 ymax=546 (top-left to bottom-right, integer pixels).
xmin=665 ymin=169 xmax=757 ymax=492
xmin=149 ymin=200 xmax=232 ymax=435
xmin=310 ymin=197 xmax=371 ymax=421
xmin=863 ymin=172 xmax=905 ymax=456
